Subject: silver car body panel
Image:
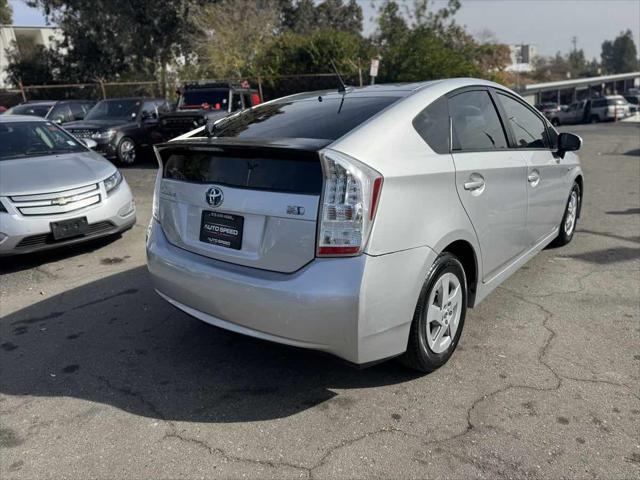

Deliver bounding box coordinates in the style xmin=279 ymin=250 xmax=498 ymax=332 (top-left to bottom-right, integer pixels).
xmin=0 ymin=116 xmax=136 ymax=254
xmin=147 ymin=78 xmax=583 ymax=364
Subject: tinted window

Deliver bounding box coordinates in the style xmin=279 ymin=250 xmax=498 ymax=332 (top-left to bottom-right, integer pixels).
xmin=180 ymin=89 xmax=229 ymax=110
xmin=592 ymin=99 xmax=606 ymax=108
xmin=161 ymin=147 xmax=322 ymax=194
xmin=214 ymin=96 xmax=399 ymax=141
xmin=7 ymin=104 xmax=52 ymax=117
xmin=48 ymin=105 xmax=73 ymax=124
xmin=85 ymin=99 xmax=141 ymax=120
xmin=413 ymin=96 xmax=450 ymax=154
xmin=607 ymin=98 xmax=627 ymax=106
xmin=497 ymin=93 xmax=548 ymax=149
xmin=231 ymin=94 xmax=243 ymax=111
xmin=450 ymin=90 xmax=507 ymax=151
xmin=68 ymin=102 xmax=87 ymax=120
xmin=0 ymin=121 xmax=86 ymax=160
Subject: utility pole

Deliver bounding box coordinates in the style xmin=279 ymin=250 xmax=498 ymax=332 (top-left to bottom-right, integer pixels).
xmin=571 ymin=36 xmax=578 ymax=52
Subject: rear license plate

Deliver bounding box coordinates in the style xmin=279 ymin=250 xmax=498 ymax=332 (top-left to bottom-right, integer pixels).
xmin=200 ymin=211 xmax=244 ymax=250
xmin=50 ymin=217 xmax=89 ymax=240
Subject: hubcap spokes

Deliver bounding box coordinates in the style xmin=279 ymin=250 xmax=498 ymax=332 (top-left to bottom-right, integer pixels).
xmin=121 ymin=142 xmax=135 ymax=164
xmin=425 ymin=272 xmax=462 ymax=354
xmin=565 ymin=191 xmax=578 ymax=235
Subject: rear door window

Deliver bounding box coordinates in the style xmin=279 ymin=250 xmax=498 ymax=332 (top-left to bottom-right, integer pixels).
xmin=496 ymin=93 xmax=549 ymax=149
xmin=449 ymin=90 xmax=507 ymax=151
xmin=214 ymin=96 xmax=400 ymax=141
xmin=412 ymin=96 xmax=450 ymax=154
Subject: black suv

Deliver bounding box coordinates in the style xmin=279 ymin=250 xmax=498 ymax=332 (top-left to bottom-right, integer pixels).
xmin=65 ymin=97 xmax=171 ymax=165
xmin=157 ymin=82 xmax=261 ymax=140
xmin=5 ymin=100 xmax=96 ymax=125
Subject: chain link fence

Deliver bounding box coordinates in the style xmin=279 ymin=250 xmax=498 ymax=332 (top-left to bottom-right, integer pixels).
xmin=0 ymin=73 xmax=368 ymax=109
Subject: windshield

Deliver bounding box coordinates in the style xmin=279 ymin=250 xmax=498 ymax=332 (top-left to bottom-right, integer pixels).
xmin=0 ymin=121 xmax=87 ymax=160
xmin=608 ymin=98 xmax=628 ymax=106
xmin=6 ymin=104 xmax=52 ymax=118
xmin=213 ymin=96 xmax=400 ymax=140
xmin=179 ymin=90 xmax=229 ymax=110
xmin=85 ymin=99 xmax=141 ymax=120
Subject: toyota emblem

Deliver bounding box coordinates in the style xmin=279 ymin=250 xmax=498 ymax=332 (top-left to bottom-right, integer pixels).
xmin=206 ymin=186 xmax=224 ymax=208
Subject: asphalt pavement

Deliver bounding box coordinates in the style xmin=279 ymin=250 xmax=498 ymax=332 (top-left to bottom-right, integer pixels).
xmin=1 ymin=123 xmax=639 ymax=479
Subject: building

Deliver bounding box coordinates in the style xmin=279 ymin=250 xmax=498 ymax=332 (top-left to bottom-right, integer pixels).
xmin=507 ymin=44 xmax=538 ymax=73
xmin=519 ymin=72 xmax=640 ymax=106
xmin=0 ymin=25 xmax=64 ymax=88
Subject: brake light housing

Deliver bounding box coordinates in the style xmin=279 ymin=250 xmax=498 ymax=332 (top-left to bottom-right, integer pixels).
xmin=317 ymin=150 xmax=383 ymax=257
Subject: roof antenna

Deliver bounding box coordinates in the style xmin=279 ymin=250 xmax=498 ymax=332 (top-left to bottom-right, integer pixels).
xmin=330 ymin=58 xmax=347 ymax=94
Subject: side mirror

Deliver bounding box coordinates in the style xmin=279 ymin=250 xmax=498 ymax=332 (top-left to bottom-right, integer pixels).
xmin=83 ymin=138 xmax=98 ymax=150
xmin=557 ymin=132 xmax=582 ymax=158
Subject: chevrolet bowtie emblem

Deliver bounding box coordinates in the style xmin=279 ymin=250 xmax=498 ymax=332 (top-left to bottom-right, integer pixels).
xmin=52 ymin=197 xmax=70 ymax=206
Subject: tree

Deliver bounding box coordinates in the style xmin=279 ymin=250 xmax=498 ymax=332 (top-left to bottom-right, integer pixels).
xmin=372 ymin=0 xmax=508 ymax=83
xmin=601 ymin=30 xmax=639 ymax=73
xmin=5 ymin=42 xmax=58 ymax=85
xmin=282 ymin=0 xmax=363 ymax=35
xmin=188 ymin=0 xmax=281 ymax=79
xmin=25 ymin=0 xmax=195 ymax=83
xmin=0 ymin=0 xmax=12 ymax=24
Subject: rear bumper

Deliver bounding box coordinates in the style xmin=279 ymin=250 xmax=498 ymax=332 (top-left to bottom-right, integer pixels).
xmin=146 ymin=219 xmax=437 ymax=364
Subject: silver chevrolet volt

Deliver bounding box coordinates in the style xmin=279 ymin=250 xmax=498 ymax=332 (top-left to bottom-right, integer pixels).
xmin=0 ymin=116 xmax=136 ymax=255
xmin=147 ymin=79 xmax=583 ymax=372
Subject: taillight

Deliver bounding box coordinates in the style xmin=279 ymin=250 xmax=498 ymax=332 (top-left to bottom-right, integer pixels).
xmin=317 ymin=150 xmax=383 ymax=257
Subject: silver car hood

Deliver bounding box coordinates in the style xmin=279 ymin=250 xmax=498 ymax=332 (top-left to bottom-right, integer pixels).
xmin=0 ymin=151 xmax=116 ymax=196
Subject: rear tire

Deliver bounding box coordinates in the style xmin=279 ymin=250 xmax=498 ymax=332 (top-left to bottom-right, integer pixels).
xmin=549 ymin=182 xmax=581 ymax=247
xmin=551 ymin=118 xmax=560 ymax=126
xmin=590 ymin=115 xmax=599 ymax=124
xmin=400 ymin=253 xmax=467 ymax=373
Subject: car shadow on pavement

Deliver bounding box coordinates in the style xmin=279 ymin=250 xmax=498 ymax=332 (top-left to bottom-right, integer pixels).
xmin=0 ymin=235 xmax=124 ymax=275
xmin=0 ymin=266 xmax=419 ymax=423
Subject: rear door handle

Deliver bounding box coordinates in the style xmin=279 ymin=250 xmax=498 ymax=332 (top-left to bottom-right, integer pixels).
xmin=464 ymin=174 xmax=485 ymax=191
xmin=528 ymin=170 xmax=540 ymax=186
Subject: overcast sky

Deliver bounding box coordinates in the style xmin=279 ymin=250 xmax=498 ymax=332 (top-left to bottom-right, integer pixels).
xmin=9 ymin=0 xmax=640 ymax=60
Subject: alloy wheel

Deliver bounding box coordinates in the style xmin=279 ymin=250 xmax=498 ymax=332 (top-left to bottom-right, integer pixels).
xmin=119 ymin=139 xmax=136 ymax=164
xmin=425 ymin=272 xmax=463 ymax=354
xmin=565 ymin=190 xmax=578 ymax=236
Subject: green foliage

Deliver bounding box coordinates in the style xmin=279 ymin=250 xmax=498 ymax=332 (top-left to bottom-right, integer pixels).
xmin=0 ymin=0 xmax=12 ymax=24
xmin=372 ymin=0 xmax=506 ymax=83
xmin=282 ymin=0 xmax=363 ymax=35
xmin=601 ymin=30 xmax=638 ymax=74
xmin=5 ymin=42 xmax=58 ymax=85
xmin=259 ymin=29 xmax=373 ymax=76
xmin=25 ymin=0 xmax=194 ymax=82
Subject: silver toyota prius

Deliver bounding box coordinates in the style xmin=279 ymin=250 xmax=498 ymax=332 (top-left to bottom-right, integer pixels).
xmin=0 ymin=115 xmax=136 ymax=255
xmin=147 ymin=78 xmax=583 ymax=372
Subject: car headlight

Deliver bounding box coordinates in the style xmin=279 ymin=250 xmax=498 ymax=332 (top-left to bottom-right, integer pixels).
xmin=104 ymin=170 xmax=123 ymax=194
xmin=92 ymin=129 xmax=116 ymax=141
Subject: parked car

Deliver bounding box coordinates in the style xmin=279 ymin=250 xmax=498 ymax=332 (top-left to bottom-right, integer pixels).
xmin=624 ymin=95 xmax=639 ymax=114
xmin=65 ymin=97 xmax=171 ymax=165
xmin=548 ymin=100 xmax=588 ymax=126
xmin=0 ymin=116 xmax=136 ymax=255
xmin=157 ymin=82 xmax=261 ymax=141
xmin=4 ymin=100 xmax=96 ymax=124
xmin=588 ymin=95 xmax=631 ymax=122
xmin=146 ymin=79 xmax=583 ymax=372
xmin=534 ymin=102 xmax=561 ymax=119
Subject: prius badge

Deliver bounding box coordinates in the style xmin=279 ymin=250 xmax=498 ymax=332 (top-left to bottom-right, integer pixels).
xmin=206 ymin=186 xmax=224 ymax=208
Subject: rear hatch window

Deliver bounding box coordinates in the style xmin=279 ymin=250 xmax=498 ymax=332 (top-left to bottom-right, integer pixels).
xmin=162 ymin=147 xmax=322 ymax=195
xmin=213 ymin=95 xmax=400 ymax=141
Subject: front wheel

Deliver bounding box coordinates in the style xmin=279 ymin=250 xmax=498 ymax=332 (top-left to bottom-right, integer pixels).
xmin=550 ymin=182 xmax=581 ymax=247
xmin=117 ymin=137 xmax=137 ymax=165
xmin=400 ymin=253 xmax=467 ymax=373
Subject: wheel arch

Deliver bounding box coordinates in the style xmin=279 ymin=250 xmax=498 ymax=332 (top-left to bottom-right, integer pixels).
xmin=439 ymin=238 xmax=479 ymax=308
xmin=574 ymin=174 xmax=584 ymax=218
